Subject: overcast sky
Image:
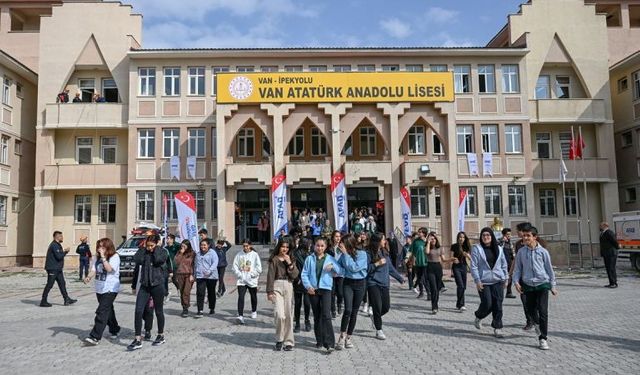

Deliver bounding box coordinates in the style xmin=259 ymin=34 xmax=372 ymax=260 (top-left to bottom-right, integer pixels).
xmin=126 ymin=0 xmax=525 ymax=49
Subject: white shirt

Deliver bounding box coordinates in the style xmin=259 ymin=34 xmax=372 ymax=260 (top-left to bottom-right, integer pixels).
xmin=94 ymin=254 xmax=121 ymax=294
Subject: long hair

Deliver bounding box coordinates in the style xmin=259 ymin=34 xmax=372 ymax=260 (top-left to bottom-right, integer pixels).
xmin=96 ymin=238 xmax=116 ymax=260
xmin=340 ymin=233 xmax=359 ymax=260
xmin=452 ymin=231 xmax=471 ymax=258
xmin=368 ymin=232 xmax=385 ymax=263
xmin=180 ymin=239 xmax=194 ymax=256
xmin=479 ymin=227 xmax=500 ymax=256
xmin=428 ymin=231 xmax=441 ymax=249
xmin=269 ymin=236 xmax=292 ymax=262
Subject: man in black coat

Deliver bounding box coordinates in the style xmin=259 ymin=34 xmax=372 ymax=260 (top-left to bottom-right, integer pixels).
xmin=40 ymin=231 xmax=77 ymax=307
xmin=599 ymin=222 xmax=620 ymax=288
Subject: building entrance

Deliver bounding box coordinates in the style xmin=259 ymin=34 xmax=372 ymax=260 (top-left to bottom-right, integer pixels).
xmin=236 ymin=189 xmax=269 ymax=244
xmin=290 ymin=188 xmax=327 ymax=213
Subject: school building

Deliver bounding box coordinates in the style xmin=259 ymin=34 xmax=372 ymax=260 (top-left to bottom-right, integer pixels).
xmin=0 ymin=0 xmax=638 ymax=267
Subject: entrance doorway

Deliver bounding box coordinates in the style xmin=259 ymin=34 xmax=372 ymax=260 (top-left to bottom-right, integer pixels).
xmin=290 ymin=188 xmax=327 ymax=213
xmin=236 ymin=189 xmax=269 ymax=244
xmin=347 ymin=187 xmax=378 ymax=210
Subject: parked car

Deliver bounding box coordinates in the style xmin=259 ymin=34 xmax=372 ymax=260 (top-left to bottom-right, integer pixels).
xmin=117 ymin=223 xmax=166 ymax=278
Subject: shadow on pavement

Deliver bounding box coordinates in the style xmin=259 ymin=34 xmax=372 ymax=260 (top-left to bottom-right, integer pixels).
xmin=200 ymin=331 xmax=317 ymax=352
xmin=20 ymin=299 xmax=42 ymax=306
xmin=554 ymin=331 xmax=640 ymax=352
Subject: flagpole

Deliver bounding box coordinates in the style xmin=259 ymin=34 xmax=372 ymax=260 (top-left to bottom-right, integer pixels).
xmin=571 ymin=126 xmax=583 ymax=268
xmin=560 ymin=144 xmax=570 ymax=270
xmin=579 ymin=126 xmax=595 ymax=268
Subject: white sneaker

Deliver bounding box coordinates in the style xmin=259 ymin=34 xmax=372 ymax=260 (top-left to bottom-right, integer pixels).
xmin=164 ymin=292 xmax=170 ymax=303
xmin=251 ymin=311 xmax=257 ymax=319
xmin=236 ymin=316 xmax=245 ymax=325
xmin=344 ymin=336 xmax=354 ymax=348
xmin=494 ymin=329 xmax=505 ymax=338
xmin=534 ymin=324 xmax=541 ymax=335
xmin=539 ymin=339 xmax=549 ymax=350
xmin=474 ymin=317 xmax=482 ymax=330
xmin=360 ymin=303 xmax=368 ymax=313
xmin=375 ymin=330 xmax=386 ymax=340
xmin=413 ymin=287 xmax=420 ymax=295
xmin=335 ymin=335 xmax=345 ymax=350
xmin=367 ymin=306 xmax=373 ymax=316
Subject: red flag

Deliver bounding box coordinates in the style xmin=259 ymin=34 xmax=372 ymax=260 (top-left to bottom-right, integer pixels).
xmin=568 ymin=138 xmax=576 ymax=160
xmin=576 ymin=130 xmax=586 ymax=159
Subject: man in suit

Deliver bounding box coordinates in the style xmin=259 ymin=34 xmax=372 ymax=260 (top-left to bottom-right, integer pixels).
xmin=599 ymin=222 xmax=620 ymax=288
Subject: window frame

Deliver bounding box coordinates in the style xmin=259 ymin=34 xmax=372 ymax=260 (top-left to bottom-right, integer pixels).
xmin=137 ymin=129 xmax=155 ymax=158
xmin=505 ymin=124 xmax=523 ymax=154
xmin=359 ymin=126 xmax=377 ymax=156
xmin=357 ymin=64 xmax=375 ymax=72
xmin=163 ymin=67 xmax=181 ymax=96
xmin=311 ymin=127 xmax=328 ymax=156
xmin=76 ymin=137 xmax=93 ymax=165
xmin=188 ymin=128 xmax=206 ymax=158
xmin=539 ymin=189 xmax=557 ymax=217
xmin=454 ymin=65 xmax=471 ymax=93
xmin=410 ymin=187 xmax=428 ymax=217
xmin=565 ymin=188 xmax=579 ymax=216
xmin=535 ymin=75 xmax=551 ymax=99
xmin=100 ymin=136 xmax=117 ymax=164
xmin=634 ymin=70 xmax=640 ymax=100
xmin=381 ymin=64 xmax=400 ymax=72
xmin=430 ymin=64 xmax=448 ymax=72
xmin=460 ymin=187 xmax=477 ymax=216
xmin=0 ymin=195 xmax=6 ymax=225
xmin=478 ymin=64 xmax=496 ymax=93
xmin=508 ymin=185 xmax=527 ymax=216
xmin=617 ymin=76 xmax=628 ymax=93
xmin=407 ymin=125 xmax=426 ymax=155
xmin=212 ymin=66 xmax=230 ymax=96
xmin=74 ymin=195 xmax=92 ymax=224
xmin=138 ymin=67 xmax=156 ymax=96
xmin=162 ymin=191 xmax=179 ymax=220
xmin=484 ymin=185 xmax=502 ymax=216
xmin=333 ymin=65 xmax=351 ymax=72
xmin=622 ymin=131 xmax=633 ymax=148
xmin=2 ymin=77 xmax=10 ymax=106
xmin=187 ymin=190 xmax=206 ymax=220
xmin=0 ymin=135 xmax=9 ymax=165
xmin=162 ymin=128 xmax=180 ymax=158
xmin=98 ymin=194 xmax=117 ymax=223
xmin=187 ymin=66 xmax=205 ymax=96
xmin=481 ymin=124 xmax=499 ymax=154
xmin=501 ymin=64 xmax=520 ymax=93
xmin=555 ymin=76 xmax=571 ymax=99
xmin=308 ymin=65 xmax=328 ymax=72
xmin=457 ymin=125 xmax=474 ymax=154
xmin=136 ymin=191 xmax=154 ymax=221
xmin=405 ymin=64 xmax=423 ymax=72
xmin=626 ymin=187 xmax=637 ymax=203
xmin=237 ymin=128 xmax=255 ymax=157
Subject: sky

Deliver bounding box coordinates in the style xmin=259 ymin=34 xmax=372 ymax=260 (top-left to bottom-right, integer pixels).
xmin=126 ymin=0 xmax=525 ymax=49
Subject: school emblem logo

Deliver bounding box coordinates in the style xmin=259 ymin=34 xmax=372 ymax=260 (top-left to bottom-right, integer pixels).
xmin=228 ymin=76 xmax=253 ymax=100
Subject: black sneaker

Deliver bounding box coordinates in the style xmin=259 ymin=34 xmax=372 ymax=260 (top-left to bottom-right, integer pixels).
xmin=274 ymin=341 xmax=283 ymax=351
xmin=152 ymin=335 xmax=165 ymax=346
xmin=181 ymin=309 xmax=189 ymax=318
xmin=293 ymin=324 xmax=300 ymax=333
xmin=209 ymin=309 xmax=215 ymax=315
xmin=523 ymin=323 xmax=533 ymax=331
xmin=143 ymin=331 xmax=152 ymax=341
xmin=39 ymin=301 xmax=52 ymax=307
xmin=195 ymin=311 xmax=204 ymax=318
xmin=64 ymin=298 xmax=77 ymax=306
xmin=331 ymin=311 xmax=337 ymax=319
xmin=84 ymin=337 xmax=99 ymax=346
xmin=283 ymin=345 xmax=294 ymax=351
xmin=127 ymin=339 xmax=142 ymax=351
xmin=505 ymin=294 xmax=516 ymax=299
xmin=337 ymin=305 xmax=343 ymax=315
xmin=315 ymin=343 xmax=322 ymax=349
xmin=304 ymin=320 xmax=312 ymax=332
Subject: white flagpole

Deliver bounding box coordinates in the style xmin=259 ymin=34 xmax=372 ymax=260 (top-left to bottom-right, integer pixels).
xmin=579 ymin=126 xmax=595 ymax=268
xmin=560 ymin=143 xmax=570 ymax=270
xmin=571 ymin=126 xmax=583 ymax=268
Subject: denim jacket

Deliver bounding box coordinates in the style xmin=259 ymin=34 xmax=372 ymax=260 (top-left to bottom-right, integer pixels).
xmin=301 ymin=254 xmax=343 ymax=291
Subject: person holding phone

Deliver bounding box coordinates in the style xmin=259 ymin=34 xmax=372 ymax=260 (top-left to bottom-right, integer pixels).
xmin=450 ymin=232 xmax=472 ymax=312
xmin=266 ymin=237 xmax=299 ymax=351
xmin=425 ymin=232 xmax=447 ymax=315
xmin=83 ymin=238 xmax=120 ymax=345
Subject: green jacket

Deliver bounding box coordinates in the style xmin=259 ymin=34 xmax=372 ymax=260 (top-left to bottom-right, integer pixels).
xmin=410 ymin=239 xmax=427 ymax=267
xmin=166 ymin=243 xmax=180 ymax=272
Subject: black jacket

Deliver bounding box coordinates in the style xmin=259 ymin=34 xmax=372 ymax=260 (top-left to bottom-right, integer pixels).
xmin=599 ymin=229 xmax=619 ymax=257
xmin=76 ymin=243 xmax=91 ymax=258
xmin=44 ymin=241 xmax=66 ymax=271
xmin=133 ymin=247 xmax=168 ymax=288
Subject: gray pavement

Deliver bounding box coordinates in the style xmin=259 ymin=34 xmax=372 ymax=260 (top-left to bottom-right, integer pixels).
xmin=0 ymin=246 xmax=638 ymax=374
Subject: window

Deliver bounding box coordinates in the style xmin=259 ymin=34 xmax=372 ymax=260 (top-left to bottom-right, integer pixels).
xmin=11 ymin=197 xmax=19 ymax=213
xmin=342 ymin=136 xmax=353 ymax=156
xmin=188 ymin=128 xmax=206 ymax=157
xmin=99 ymin=195 xmax=116 ymax=223
xmin=626 ymin=188 xmax=637 ymax=203
xmin=211 ymin=189 xmax=218 ymax=219
xmin=212 ymin=66 xmax=230 ymax=96
xmin=2 ymin=77 xmax=10 ymax=105
xmin=79 ymin=78 xmax=95 ymax=102
xmin=138 ymin=68 xmax=156 ymax=96
xmin=535 ymin=75 xmax=550 ymax=99
xmin=481 ymin=125 xmax=498 ymax=153
xmin=633 ymin=71 xmax=640 ymax=100
xmin=74 ymin=195 xmax=91 ymax=223
xmin=508 ymin=186 xmax=527 ymax=216
xmin=163 ymin=129 xmax=180 ymax=158
xmin=138 ymin=129 xmax=155 ymax=158
xmin=164 ymin=67 xmax=180 ymax=96
xmin=311 ymin=128 xmax=327 ymax=156
xmin=407 ymin=126 xmax=425 ymax=155
xmin=237 ymin=128 xmax=255 ymax=157
xmin=457 ymin=125 xmax=474 ymax=154
xmin=460 ymin=187 xmax=477 ymax=216
xmin=540 ymin=189 xmax=556 ymax=217
xmin=430 ymin=64 xmax=447 ymax=72
xmin=187 ymin=190 xmax=205 ymax=220
xmin=0 ymin=196 xmax=5 ymax=225
xmin=211 ymin=127 xmax=217 ymax=157
xmin=405 ymin=64 xmax=423 ymax=72
xmin=555 ymin=76 xmax=570 ymax=98
xmin=410 ymin=187 xmax=428 ymax=217
xmin=76 ymin=137 xmax=93 ymax=164
xmin=333 ymin=65 xmax=351 ymax=72
xmin=101 ymin=78 xmax=118 ymax=102
xmin=382 ymin=64 xmax=399 ymax=71
xmin=188 ymin=67 xmax=205 ymax=96
xmin=433 ymin=134 xmax=444 ymax=155
xmin=478 ymin=65 xmax=496 ymax=93
xmin=16 ymin=82 xmax=22 ymax=98
xmin=260 ymin=66 xmax=278 ymax=72
xmin=309 ymin=65 xmax=327 ymax=72
xmin=263 ymin=133 xmax=271 ymax=158
xmin=236 ymin=66 xmax=255 ymax=72
xmin=565 ymin=188 xmax=579 ymax=216
xmin=359 ymin=127 xmax=377 ymax=156
xmin=136 ymin=191 xmax=154 ymax=221
xmin=595 ymin=4 xmax=621 ymax=27
xmin=357 ymin=64 xmax=375 ymax=72
xmin=631 ymin=5 xmax=640 ymax=28
xmin=434 ymin=187 xmax=441 ymax=216
xmin=622 ymin=131 xmax=633 ymax=147
xmin=559 ymin=131 xmax=572 ymax=159
xmin=484 ymin=186 xmax=502 ymax=215
xmin=284 ymin=65 xmax=302 ymax=72
xmin=505 ymin=124 xmax=522 ymax=153
xmin=14 ymin=139 xmax=21 ymax=155
xmin=502 ymin=65 xmax=520 ymax=93
xmin=162 ymin=191 xmax=179 ymax=220
xmin=101 ymin=137 xmax=117 ymax=164
xmin=618 ymin=76 xmax=628 ymax=93
xmin=536 ymin=132 xmax=552 ymax=159
xmin=0 ymin=136 xmax=8 ymax=164
xmin=454 ymin=65 xmax=471 ymax=93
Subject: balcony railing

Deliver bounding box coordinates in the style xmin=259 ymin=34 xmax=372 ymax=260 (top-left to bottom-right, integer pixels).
xmin=531 ymin=158 xmax=613 ymax=182
xmin=529 ymin=99 xmax=606 ymax=123
xmin=44 ymin=103 xmax=128 ymax=128
xmin=42 ymin=164 xmax=127 ymax=189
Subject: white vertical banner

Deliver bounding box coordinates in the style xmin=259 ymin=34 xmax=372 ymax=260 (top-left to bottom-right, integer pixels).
xmin=331 ymin=172 xmax=348 ymax=233
xmin=482 ymin=152 xmax=493 ymax=177
xmin=559 ymin=158 xmax=568 ymax=184
xmin=186 ymin=156 xmax=197 ymax=179
xmin=170 ymin=155 xmax=180 ymax=180
xmin=174 ymin=191 xmax=199 ymax=252
xmin=271 ymin=174 xmax=288 ymax=239
xmin=400 ymin=187 xmax=412 ymax=237
xmin=467 ymin=153 xmax=479 ymax=176
xmin=458 ymin=188 xmax=468 ymax=232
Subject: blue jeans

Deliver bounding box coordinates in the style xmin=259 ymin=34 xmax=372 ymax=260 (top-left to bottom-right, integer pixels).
xmin=79 ymin=257 xmax=90 ymax=279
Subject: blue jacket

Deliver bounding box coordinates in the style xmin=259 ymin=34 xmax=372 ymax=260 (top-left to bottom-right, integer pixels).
xmin=470 ymin=243 xmax=508 ymax=285
xmin=301 ymin=254 xmax=343 ymax=291
xmin=513 ymin=243 xmax=556 ymax=287
xmin=338 ymin=249 xmax=368 ymax=280
xmin=332 ymin=251 xmax=345 ymax=277
xmin=367 ymin=251 xmax=404 ymax=288
xmin=194 ymin=249 xmax=219 ymax=279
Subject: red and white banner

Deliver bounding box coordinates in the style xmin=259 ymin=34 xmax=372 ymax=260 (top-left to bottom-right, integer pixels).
xmin=175 ymin=191 xmax=199 ymax=251
xmin=400 ymin=187 xmax=412 ymax=237
xmin=331 ymin=173 xmax=348 ymax=233
xmin=458 ymin=188 xmax=468 ymax=232
xmin=272 ymin=174 xmax=288 ymax=239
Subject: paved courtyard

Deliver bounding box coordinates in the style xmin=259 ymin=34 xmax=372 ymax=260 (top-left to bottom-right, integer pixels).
xmin=0 ymin=247 xmax=638 ymax=374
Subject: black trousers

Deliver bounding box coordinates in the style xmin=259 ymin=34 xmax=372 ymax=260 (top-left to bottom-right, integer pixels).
xmin=407 ymin=268 xmax=415 ymax=289
xmin=331 ymin=276 xmax=344 ymax=313
xmin=524 ymin=288 xmax=550 ymax=340
xmin=134 ymin=284 xmax=165 ymax=336
xmin=79 ymin=257 xmax=90 ymax=279
xmin=426 ymin=262 xmax=443 ymax=310
xmin=196 ymin=279 xmax=217 ymax=312
xmin=474 ymin=283 xmax=504 ymax=329
xmin=237 ymin=285 xmax=258 ymax=316
xmin=294 ymin=290 xmax=311 ymax=324
xmin=520 ymin=292 xmax=533 ymax=324
xmin=414 ymin=266 xmax=429 ymax=296
xmin=309 ymin=289 xmax=335 ymax=348
xmin=89 ymin=292 xmax=120 ymax=340
xmin=340 ymin=278 xmax=366 ymax=335
xmin=41 ymin=270 xmax=69 ymax=302
xmin=452 ymin=265 xmax=467 ymax=308
xmin=602 ymin=253 xmax=618 ymax=286
xmin=367 ymin=285 xmax=390 ymax=330
xmin=217 ymin=266 xmax=227 ymax=294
